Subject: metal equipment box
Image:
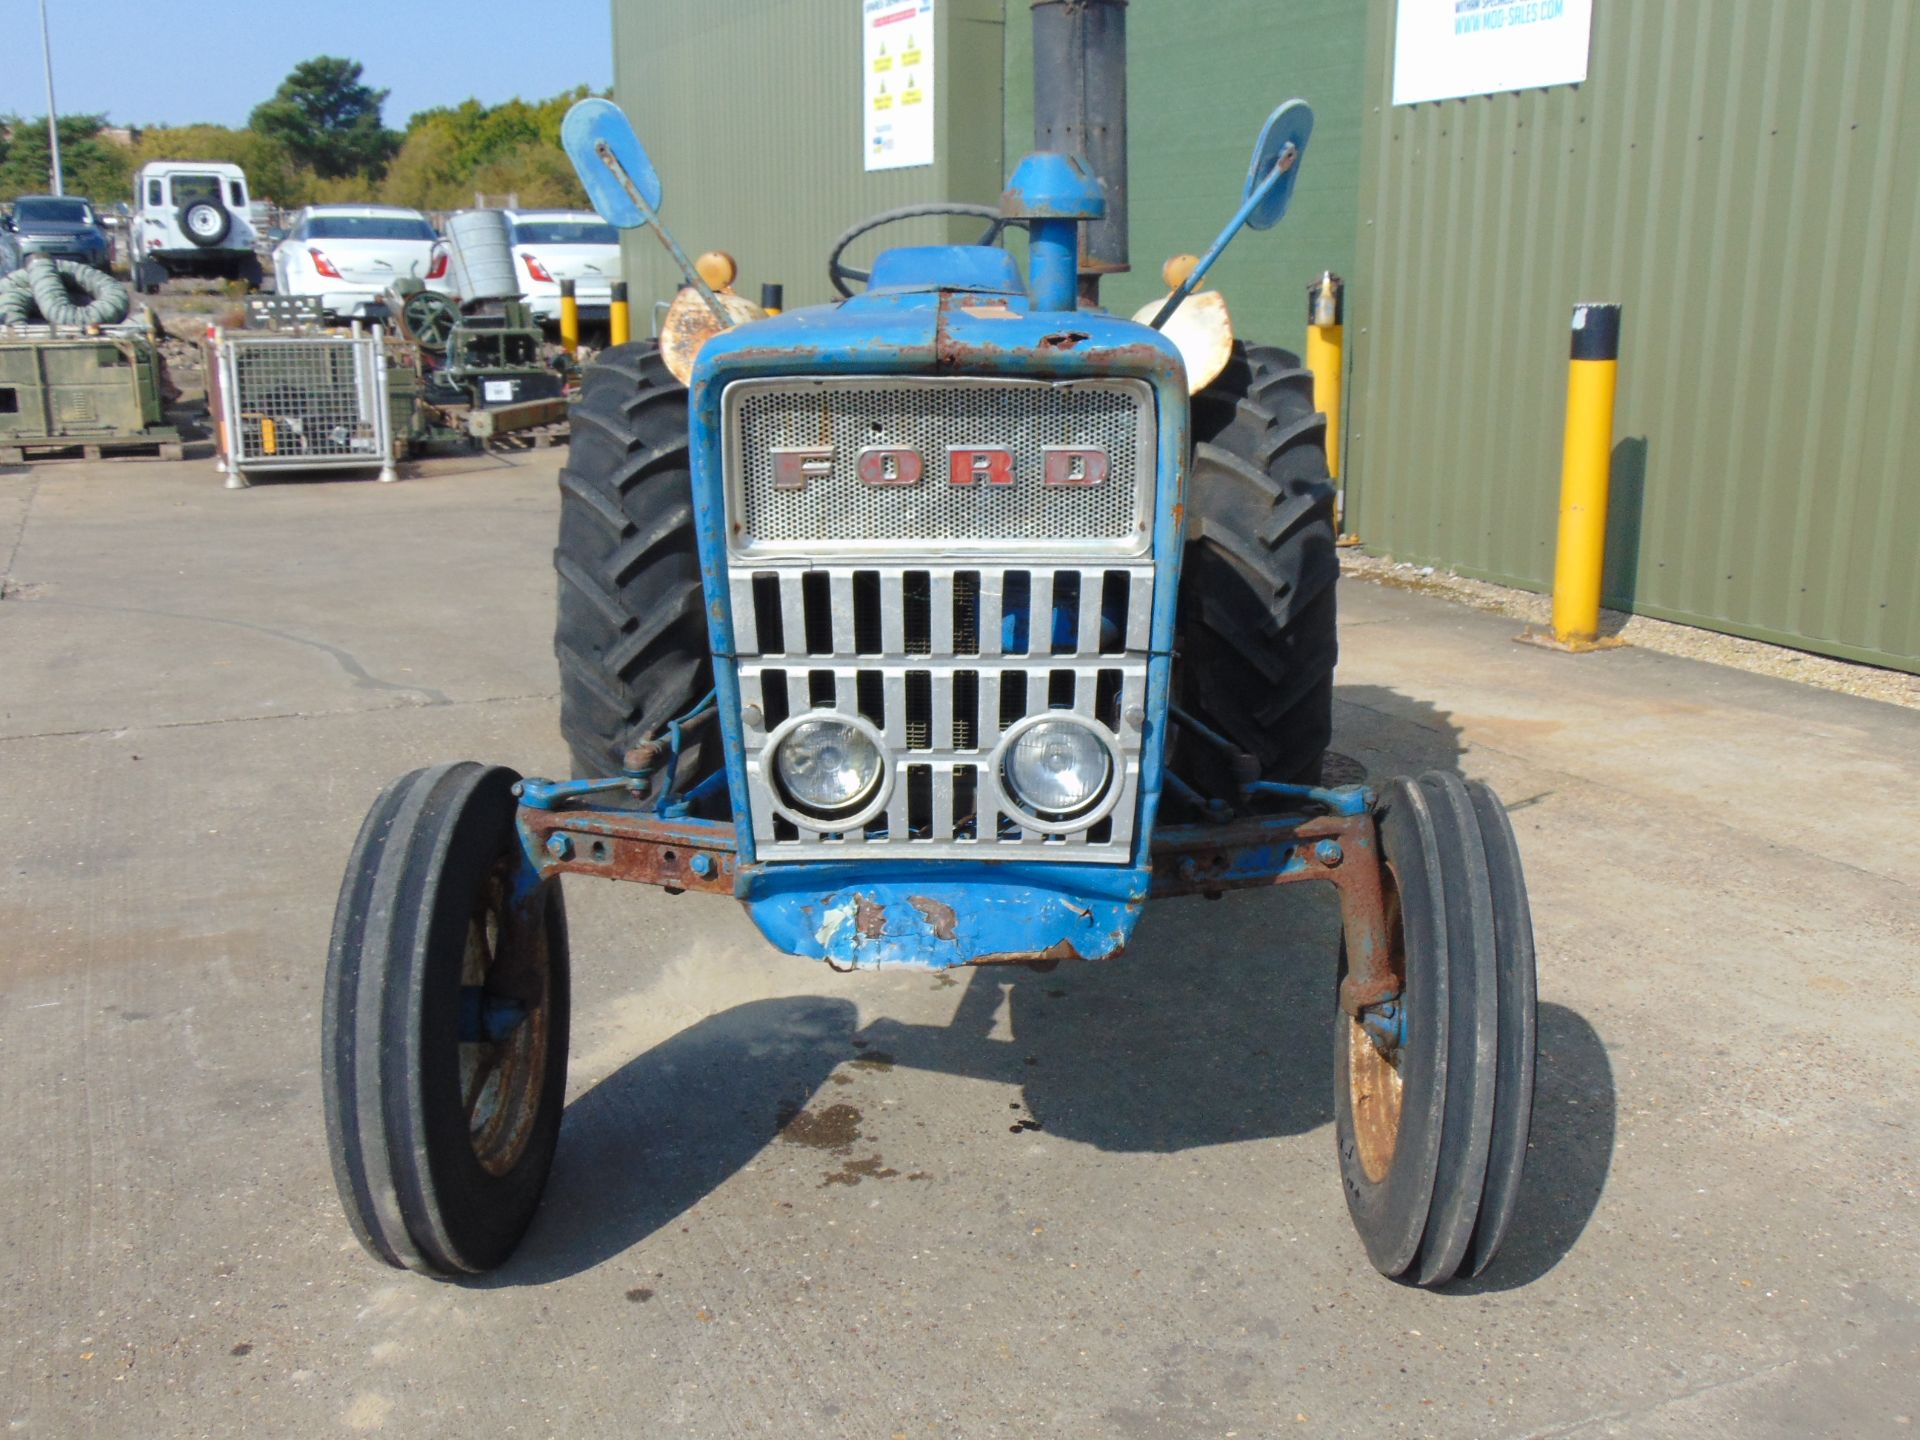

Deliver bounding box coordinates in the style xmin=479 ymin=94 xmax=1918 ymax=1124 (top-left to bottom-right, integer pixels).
xmin=0 ymin=335 xmax=181 ymax=459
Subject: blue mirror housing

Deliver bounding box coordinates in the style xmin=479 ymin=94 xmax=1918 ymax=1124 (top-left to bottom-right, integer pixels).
xmin=562 ymin=97 xmax=665 ymax=228
xmin=1243 ymin=99 xmax=1314 ymax=231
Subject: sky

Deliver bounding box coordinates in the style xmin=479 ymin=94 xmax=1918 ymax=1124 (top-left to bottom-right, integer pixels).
xmin=1 ymin=0 xmax=614 ymax=128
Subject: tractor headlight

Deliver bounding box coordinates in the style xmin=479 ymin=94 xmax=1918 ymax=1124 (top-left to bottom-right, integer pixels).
xmin=769 ymin=713 xmax=888 ymax=822
xmin=996 ymin=714 xmax=1116 ymax=826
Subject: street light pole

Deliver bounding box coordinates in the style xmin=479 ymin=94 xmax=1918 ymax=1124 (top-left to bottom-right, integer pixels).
xmin=40 ymin=0 xmax=64 ymax=196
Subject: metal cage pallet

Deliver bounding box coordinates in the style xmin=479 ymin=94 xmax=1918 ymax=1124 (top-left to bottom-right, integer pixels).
xmin=213 ymin=327 xmax=397 ymax=486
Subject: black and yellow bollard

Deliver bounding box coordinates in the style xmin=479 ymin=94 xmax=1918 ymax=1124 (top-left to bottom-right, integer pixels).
xmin=558 ymin=278 xmax=581 ymax=354
xmin=1306 ymin=271 xmax=1345 ymax=534
xmin=609 ymin=281 xmax=631 ymax=346
xmin=760 ymin=282 xmax=784 ymax=316
xmin=1534 ymin=302 xmax=1625 ymax=651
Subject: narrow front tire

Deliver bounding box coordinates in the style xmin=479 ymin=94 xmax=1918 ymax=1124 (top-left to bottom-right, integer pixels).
xmin=323 ymin=762 xmax=570 ymax=1277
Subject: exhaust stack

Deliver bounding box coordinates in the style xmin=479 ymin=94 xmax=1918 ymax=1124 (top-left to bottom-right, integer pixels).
xmin=1030 ymin=0 xmax=1129 ymax=303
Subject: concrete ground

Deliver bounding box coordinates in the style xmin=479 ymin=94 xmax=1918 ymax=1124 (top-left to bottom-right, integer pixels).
xmin=1 ymin=451 xmax=1915 ymax=1439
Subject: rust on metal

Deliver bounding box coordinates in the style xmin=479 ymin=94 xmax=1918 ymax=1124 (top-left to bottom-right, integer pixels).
xmin=659 ymin=286 xmax=765 ymax=385
xmin=519 ymin=806 xmax=735 ymax=894
xmin=1038 ymin=330 xmax=1090 ymax=350
xmin=1151 ymin=810 xmax=1397 ymax=1018
xmin=1333 ymin=832 xmax=1396 ymax=1018
xmin=907 ymin=895 xmax=958 ymax=941
xmin=855 ymin=895 xmax=888 ymax=939
xmin=971 ymin=938 xmax=1090 ymax=967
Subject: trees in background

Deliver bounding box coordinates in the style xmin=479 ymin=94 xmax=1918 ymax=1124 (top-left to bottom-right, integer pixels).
xmin=0 ymin=115 xmax=133 ymax=201
xmin=2 ymin=60 xmax=593 ymax=211
xmin=248 ymin=58 xmax=399 ymax=183
xmin=381 ymin=89 xmax=591 ymax=209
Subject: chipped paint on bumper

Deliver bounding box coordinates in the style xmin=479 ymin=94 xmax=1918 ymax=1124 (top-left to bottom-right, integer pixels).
xmin=739 ymin=860 xmax=1150 ymax=970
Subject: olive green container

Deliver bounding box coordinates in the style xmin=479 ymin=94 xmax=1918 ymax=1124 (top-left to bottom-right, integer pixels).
xmin=0 ymin=336 xmax=172 ymax=446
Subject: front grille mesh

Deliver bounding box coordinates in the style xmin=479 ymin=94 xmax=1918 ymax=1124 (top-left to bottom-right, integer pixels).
xmin=728 ymin=376 xmax=1151 ymax=550
xmin=734 ymin=563 xmax=1154 ymax=862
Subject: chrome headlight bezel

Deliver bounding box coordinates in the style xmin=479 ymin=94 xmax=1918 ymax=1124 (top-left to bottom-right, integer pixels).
xmin=988 ymin=712 xmax=1124 ymax=834
xmin=763 ymin=710 xmax=893 ymax=830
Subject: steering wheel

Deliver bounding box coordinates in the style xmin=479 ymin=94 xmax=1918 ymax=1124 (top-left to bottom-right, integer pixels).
xmin=827 ymin=202 xmax=1010 ymax=298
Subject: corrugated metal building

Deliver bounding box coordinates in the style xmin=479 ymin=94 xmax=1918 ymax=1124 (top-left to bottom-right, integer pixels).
xmin=611 ymin=0 xmax=1919 ymax=672
xmin=1346 ymin=0 xmax=1920 ymax=672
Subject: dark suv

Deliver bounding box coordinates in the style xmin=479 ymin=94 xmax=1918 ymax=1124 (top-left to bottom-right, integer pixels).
xmin=4 ymin=195 xmax=113 ymax=270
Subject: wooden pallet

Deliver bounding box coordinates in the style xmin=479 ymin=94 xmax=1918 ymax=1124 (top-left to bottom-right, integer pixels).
xmin=0 ymin=435 xmax=186 ymax=463
xmin=482 ymin=423 xmax=571 ymax=452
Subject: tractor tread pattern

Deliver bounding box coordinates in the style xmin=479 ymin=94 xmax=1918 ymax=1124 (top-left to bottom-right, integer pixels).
xmin=1177 ymin=341 xmax=1340 ymax=791
xmin=553 ymin=342 xmax=713 ymax=781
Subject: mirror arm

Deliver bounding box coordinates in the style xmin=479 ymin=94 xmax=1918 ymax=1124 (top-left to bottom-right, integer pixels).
xmin=593 ymin=140 xmax=734 ymax=328
xmin=1146 ymin=144 xmax=1296 ymax=332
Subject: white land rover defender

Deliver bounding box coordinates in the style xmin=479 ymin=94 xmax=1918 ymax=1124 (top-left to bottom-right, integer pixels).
xmin=130 ymin=161 xmax=263 ymax=292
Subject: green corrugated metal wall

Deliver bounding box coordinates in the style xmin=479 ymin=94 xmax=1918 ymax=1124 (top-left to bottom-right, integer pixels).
xmin=1346 ymin=0 xmax=1920 ymax=671
xmin=1002 ymin=0 xmax=1368 ymax=349
xmin=609 ymin=0 xmax=1365 ymax=351
xmin=610 ymin=0 xmax=1007 ymax=314
xmin=609 ymin=0 xmax=1919 ymax=671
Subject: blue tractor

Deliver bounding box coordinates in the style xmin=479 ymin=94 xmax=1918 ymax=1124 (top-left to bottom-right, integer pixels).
xmin=322 ymin=2 xmax=1536 ymax=1289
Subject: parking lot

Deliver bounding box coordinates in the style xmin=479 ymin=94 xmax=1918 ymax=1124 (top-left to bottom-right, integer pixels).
xmin=2 ymin=451 xmax=1916 ymax=1437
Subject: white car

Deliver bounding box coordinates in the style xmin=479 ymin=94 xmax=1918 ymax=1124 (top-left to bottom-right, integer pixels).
xmin=500 ymin=210 xmax=622 ymax=324
xmin=272 ymin=205 xmax=444 ymax=319
xmin=130 ymin=160 xmax=261 ymax=290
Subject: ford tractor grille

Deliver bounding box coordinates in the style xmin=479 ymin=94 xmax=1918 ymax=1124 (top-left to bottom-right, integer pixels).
xmin=720 ymin=376 xmax=1160 ymax=864
xmin=726 ymin=375 xmax=1153 ymax=554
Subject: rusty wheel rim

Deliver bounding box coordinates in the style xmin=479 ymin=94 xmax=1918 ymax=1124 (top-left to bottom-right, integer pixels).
xmin=458 ymin=862 xmax=551 ymax=1178
xmin=1347 ymin=861 xmax=1407 ymax=1185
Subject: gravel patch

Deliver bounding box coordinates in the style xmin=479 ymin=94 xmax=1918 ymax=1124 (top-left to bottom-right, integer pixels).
xmin=1341 ymin=549 xmax=1919 ymax=710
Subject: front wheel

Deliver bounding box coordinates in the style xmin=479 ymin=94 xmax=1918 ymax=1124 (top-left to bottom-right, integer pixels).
xmin=1334 ymin=772 xmax=1537 ymax=1287
xmin=322 ymin=762 xmax=570 ymax=1277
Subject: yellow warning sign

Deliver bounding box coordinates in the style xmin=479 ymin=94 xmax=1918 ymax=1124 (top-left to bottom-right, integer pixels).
xmin=863 ymin=0 xmax=935 ymax=171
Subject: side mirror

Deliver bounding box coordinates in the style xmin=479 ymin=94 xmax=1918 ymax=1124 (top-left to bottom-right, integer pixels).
xmin=1144 ymin=98 xmax=1314 ymax=332
xmin=1243 ymin=98 xmax=1314 ymax=231
xmin=561 ymin=97 xmax=663 ymax=230
xmin=560 ymin=96 xmax=734 ymax=331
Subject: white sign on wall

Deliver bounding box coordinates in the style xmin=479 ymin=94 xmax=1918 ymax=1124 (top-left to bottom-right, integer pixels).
xmin=1392 ymin=0 xmax=1593 ymax=106
xmin=863 ymin=0 xmax=936 ymax=171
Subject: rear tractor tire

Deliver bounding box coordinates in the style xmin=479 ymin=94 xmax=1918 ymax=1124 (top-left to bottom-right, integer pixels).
xmin=1175 ymin=342 xmax=1339 ymax=800
xmin=552 ymin=341 xmax=716 ymax=790
xmin=1334 ymin=772 xmax=1537 ymax=1287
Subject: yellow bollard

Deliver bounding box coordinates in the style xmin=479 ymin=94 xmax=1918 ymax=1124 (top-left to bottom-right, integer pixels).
xmin=609 ymin=281 xmax=631 ymax=346
xmin=1548 ymin=302 xmax=1623 ymax=649
xmin=558 ymin=279 xmax=580 ymax=354
xmin=1306 ymin=271 xmax=1345 ymax=532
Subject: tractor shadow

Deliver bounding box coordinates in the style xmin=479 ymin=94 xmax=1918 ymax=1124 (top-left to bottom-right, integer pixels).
xmin=490 ymin=994 xmax=861 ymax=1287
xmin=496 ymin=684 xmax=1614 ymax=1290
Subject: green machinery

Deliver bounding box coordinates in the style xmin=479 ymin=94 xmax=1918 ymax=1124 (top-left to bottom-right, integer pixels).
xmin=0 ymin=333 xmax=183 ymax=462
xmin=387 ymin=284 xmax=570 ymax=441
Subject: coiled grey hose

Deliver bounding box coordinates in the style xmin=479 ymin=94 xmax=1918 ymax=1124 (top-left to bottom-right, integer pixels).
xmin=0 ymin=256 xmax=132 ymax=326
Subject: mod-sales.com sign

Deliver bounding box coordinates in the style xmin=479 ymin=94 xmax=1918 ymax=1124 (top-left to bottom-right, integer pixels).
xmin=1393 ymin=0 xmax=1593 ymax=105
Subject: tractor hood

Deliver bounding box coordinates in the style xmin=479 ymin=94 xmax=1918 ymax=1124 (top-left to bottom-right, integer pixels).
xmin=689 ymin=245 xmax=1187 ymax=394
